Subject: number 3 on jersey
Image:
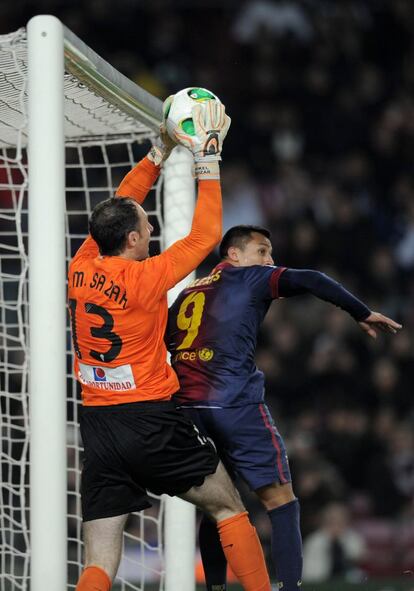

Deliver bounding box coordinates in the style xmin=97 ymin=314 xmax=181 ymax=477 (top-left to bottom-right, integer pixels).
xmin=176 ymin=291 xmax=206 ymax=350
xmin=69 ymin=298 xmax=122 ymax=362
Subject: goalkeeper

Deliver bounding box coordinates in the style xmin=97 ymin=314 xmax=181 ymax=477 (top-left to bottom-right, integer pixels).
xmin=69 ymin=99 xmax=271 ymax=591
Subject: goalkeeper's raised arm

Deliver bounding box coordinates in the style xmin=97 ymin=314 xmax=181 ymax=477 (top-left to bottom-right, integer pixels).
xmin=116 ymin=99 xmax=231 ymax=289
xmin=69 ymin=122 xmax=175 ymax=265
xmin=115 ymin=122 xmax=176 ymax=203
xmin=161 ymin=100 xmax=231 ymax=285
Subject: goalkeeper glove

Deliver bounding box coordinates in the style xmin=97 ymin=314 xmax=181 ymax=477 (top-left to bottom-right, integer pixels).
xmin=147 ymin=120 xmax=177 ymax=167
xmin=172 ymin=102 xmax=231 ymax=180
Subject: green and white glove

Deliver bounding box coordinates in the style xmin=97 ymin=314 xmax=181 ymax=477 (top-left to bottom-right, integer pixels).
xmin=173 ymin=101 xmax=231 ymax=180
xmin=147 ymin=121 xmax=177 ymax=166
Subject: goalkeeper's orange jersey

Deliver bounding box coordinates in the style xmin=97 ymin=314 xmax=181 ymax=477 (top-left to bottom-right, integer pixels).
xmin=68 ymin=156 xmax=222 ymax=406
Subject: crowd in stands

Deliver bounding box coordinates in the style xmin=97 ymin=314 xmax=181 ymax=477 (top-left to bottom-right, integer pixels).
xmin=2 ymin=0 xmax=414 ymax=582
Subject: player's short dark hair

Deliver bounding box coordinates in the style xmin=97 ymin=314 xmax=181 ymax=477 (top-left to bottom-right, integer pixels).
xmin=219 ymin=225 xmax=271 ymax=259
xmin=89 ymin=197 xmax=139 ymax=256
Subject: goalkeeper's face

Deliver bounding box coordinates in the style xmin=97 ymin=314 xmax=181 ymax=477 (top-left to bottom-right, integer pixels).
xmin=132 ymin=203 xmax=153 ymax=260
xmin=230 ymin=232 xmax=274 ymax=267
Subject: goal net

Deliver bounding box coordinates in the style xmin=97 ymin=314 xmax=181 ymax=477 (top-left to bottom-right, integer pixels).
xmin=0 ymin=17 xmax=195 ymax=591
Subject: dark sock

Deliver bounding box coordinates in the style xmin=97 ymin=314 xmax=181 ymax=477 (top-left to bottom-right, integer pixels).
xmin=199 ymin=514 xmax=227 ymax=591
xmin=268 ymin=499 xmax=303 ymax=590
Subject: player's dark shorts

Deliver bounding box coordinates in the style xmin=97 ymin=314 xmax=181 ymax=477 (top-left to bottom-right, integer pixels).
xmin=80 ymin=400 xmax=219 ymax=522
xmin=181 ymin=402 xmax=291 ymax=491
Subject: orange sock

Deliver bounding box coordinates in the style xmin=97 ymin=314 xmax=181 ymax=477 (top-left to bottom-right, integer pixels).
xmin=76 ymin=565 xmax=111 ymax=591
xmin=217 ymin=511 xmax=271 ymax=591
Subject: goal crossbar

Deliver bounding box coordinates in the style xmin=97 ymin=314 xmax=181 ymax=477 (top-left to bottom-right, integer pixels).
xmin=0 ymin=17 xmax=162 ymax=150
xmin=63 ymin=25 xmax=162 ymax=135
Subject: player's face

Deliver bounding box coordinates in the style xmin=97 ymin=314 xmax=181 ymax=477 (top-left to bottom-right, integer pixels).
xmin=234 ymin=232 xmax=274 ymax=266
xmin=134 ymin=204 xmax=153 ymax=260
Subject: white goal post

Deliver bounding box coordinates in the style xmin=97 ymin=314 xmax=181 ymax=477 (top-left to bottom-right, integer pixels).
xmin=0 ymin=14 xmax=196 ymax=591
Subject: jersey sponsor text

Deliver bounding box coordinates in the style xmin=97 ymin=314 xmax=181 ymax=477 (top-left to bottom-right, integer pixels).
xmin=78 ymin=362 xmax=136 ymax=391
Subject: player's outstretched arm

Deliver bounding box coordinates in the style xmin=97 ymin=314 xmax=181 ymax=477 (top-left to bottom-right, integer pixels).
xmin=116 ymin=122 xmax=177 ymax=203
xmin=358 ymin=312 xmax=402 ymax=339
xmin=278 ymin=268 xmax=402 ymax=338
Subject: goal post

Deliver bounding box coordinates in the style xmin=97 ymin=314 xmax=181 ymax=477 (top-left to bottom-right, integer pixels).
xmin=0 ymin=14 xmax=196 ymax=591
xmin=164 ymin=148 xmax=197 ymax=591
xmin=27 ymin=15 xmax=67 ymax=591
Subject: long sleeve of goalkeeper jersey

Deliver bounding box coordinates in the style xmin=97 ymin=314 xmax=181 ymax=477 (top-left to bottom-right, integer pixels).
xmin=70 ymin=156 xmax=160 ymax=265
xmin=117 ymin=157 xmax=222 ymax=283
xmin=278 ymin=269 xmax=371 ymax=321
xmin=116 ymin=156 xmax=160 ymax=203
xmin=163 ymin=179 xmax=222 ymax=287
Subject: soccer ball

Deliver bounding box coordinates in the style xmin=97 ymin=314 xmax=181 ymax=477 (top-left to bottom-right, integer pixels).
xmin=164 ymin=87 xmax=221 ymax=138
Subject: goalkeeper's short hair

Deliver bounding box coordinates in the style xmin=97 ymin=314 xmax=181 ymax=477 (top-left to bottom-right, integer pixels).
xmin=89 ymin=197 xmax=138 ymax=256
xmin=219 ymin=225 xmax=271 ymax=259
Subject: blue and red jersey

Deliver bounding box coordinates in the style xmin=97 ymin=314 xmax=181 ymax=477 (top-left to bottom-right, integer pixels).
xmin=167 ymin=262 xmax=285 ymax=407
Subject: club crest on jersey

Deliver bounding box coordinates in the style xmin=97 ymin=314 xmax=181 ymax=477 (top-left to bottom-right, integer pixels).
xmin=198 ymin=348 xmax=214 ymax=361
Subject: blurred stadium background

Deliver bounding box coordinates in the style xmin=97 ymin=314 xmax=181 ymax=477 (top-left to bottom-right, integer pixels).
xmin=1 ymin=0 xmax=414 ymax=588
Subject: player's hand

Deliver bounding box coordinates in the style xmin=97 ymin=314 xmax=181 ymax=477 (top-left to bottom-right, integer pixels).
xmin=188 ymin=102 xmax=231 ymax=161
xmin=147 ymin=120 xmax=178 ymax=166
xmin=173 ymin=102 xmax=231 ymax=180
xmin=358 ymin=311 xmax=402 ymax=339
xmin=160 ymin=121 xmax=177 ymax=155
